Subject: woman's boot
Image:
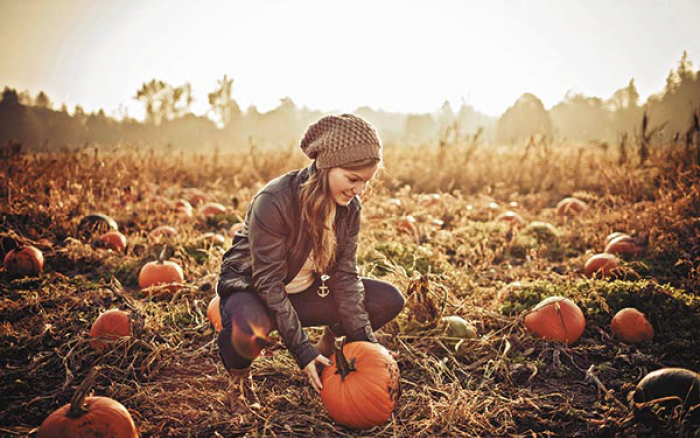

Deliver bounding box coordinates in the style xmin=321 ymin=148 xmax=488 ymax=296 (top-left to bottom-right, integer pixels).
xmin=315 ymin=326 xmax=338 ymax=358
xmin=228 ymin=367 xmax=260 ymax=414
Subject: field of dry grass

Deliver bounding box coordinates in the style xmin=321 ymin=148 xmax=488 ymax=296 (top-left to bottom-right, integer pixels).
xmin=1 ymin=133 xmax=699 ymax=437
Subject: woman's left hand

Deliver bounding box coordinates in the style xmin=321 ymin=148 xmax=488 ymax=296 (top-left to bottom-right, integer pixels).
xmin=304 ymin=354 xmax=332 ymax=394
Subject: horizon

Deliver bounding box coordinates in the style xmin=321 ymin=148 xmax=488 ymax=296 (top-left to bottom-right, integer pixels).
xmin=1 ymin=0 xmax=699 ymax=120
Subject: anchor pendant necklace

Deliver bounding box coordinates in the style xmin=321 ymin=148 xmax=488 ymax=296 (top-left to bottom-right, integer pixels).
xmin=317 ymin=274 xmax=330 ymax=298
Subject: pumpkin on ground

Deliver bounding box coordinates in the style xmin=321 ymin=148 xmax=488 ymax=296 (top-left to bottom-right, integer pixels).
xmin=632 ymin=368 xmax=700 ymax=421
xmin=199 ymin=232 xmax=226 ymax=246
xmin=199 ymin=202 xmax=227 ymax=217
xmin=228 ymin=223 xmax=244 ymax=238
xmin=207 ymin=295 xmax=222 ymax=332
xmin=610 ymin=308 xmax=654 ymax=343
xmin=521 ymin=221 xmax=559 ymax=243
xmin=524 ymin=296 xmax=586 ymax=344
xmin=440 ymin=315 xmax=477 ymax=339
xmin=605 ymin=231 xmax=630 ymax=246
xmin=584 ymin=253 xmax=622 ymax=278
xmin=173 ymin=199 xmax=193 ymax=217
xmin=604 ymin=235 xmax=643 ymax=258
xmin=3 ymin=245 xmax=44 ymax=277
xmin=396 ymin=215 xmax=417 ymax=234
xmin=183 ymin=188 xmax=209 ymax=206
xmin=99 ymin=231 xmax=127 ymax=252
xmin=320 ymin=341 xmax=400 ymax=429
xmin=148 ymin=226 xmax=178 ymax=241
xmin=77 ymin=213 xmax=119 ymax=241
xmin=89 ymin=309 xmax=132 ymax=350
xmin=556 ymin=197 xmax=587 ymax=216
xmin=495 ymin=211 xmax=525 ymax=228
xmin=138 ymin=252 xmax=184 ymax=296
xmin=37 ymin=368 xmax=139 ymax=438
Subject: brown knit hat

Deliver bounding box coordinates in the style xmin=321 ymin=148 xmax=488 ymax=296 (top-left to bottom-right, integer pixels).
xmin=299 ymin=114 xmax=382 ymax=169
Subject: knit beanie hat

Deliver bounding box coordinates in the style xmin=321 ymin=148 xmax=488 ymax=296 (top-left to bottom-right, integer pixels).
xmin=299 ymin=114 xmax=383 ymax=169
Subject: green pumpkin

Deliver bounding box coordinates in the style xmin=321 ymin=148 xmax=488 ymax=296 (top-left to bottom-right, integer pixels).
xmin=440 ymin=316 xmax=477 ymax=339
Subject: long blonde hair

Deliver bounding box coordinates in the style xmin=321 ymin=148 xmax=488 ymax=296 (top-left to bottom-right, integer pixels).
xmin=299 ymin=158 xmax=380 ymax=273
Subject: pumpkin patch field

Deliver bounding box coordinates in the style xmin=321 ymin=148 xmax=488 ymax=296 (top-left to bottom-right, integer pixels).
xmin=1 ymin=138 xmax=700 ymax=437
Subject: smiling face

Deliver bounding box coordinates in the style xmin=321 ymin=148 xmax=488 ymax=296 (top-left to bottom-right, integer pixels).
xmin=328 ymin=162 xmax=380 ymax=206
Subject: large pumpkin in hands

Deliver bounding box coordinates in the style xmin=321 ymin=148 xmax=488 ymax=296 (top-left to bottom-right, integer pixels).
xmin=320 ymin=341 xmax=400 ymax=429
xmin=524 ymin=296 xmax=586 ymax=344
xmin=138 ymin=259 xmax=184 ymax=295
xmin=90 ymin=309 xmax=131 ymax=350
xmin=207 ymin=295 xmax=222 ymax=332
xmin=610 ymin=308 xmax=654 ymax=343
xmin=4 ymin=245 xmax=44 ymax=277
xmin=37 ymin=369 xmax=138 ymax=438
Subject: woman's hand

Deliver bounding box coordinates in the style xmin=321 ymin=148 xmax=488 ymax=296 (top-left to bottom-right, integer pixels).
xmin=304 ymin=354 xmax=332 ymax=394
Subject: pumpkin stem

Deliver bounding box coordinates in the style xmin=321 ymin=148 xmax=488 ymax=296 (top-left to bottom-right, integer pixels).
xmin=334 ymin=338 xmax=357 ymax=380
xmin=158 ymin=245 xmax=167 ymax=264
xmin=67 ymin=366 xmax=100 ymax=419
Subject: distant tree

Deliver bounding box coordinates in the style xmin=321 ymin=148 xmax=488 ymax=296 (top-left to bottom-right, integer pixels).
xmin=35 ymin=91 xmax=51 ymax=109
xmin=134 ymin=79 xmax=193 ymax=125
xmin=496 ymin=93 xmax=552 ymax=144
xmin=208 ymin=75 xmax=241 ymax=128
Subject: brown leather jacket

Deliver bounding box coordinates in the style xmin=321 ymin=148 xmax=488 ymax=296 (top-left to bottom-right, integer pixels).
xmin=217 ymin=164 xmax=376 ymax=369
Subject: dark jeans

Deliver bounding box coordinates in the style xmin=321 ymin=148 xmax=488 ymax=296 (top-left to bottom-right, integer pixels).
xmin=217 ymin=277 xmax=405 ymax=370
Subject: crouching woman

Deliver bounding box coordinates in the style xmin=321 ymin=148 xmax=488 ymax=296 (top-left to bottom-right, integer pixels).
xmin=216 ymin=114 xmax=405 ymax=413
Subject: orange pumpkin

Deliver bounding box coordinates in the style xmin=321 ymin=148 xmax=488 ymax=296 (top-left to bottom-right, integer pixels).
xmin=604 ymin=235 xmax=642 ymax=258
xmin=320 ymin=341 xmax=400 ymax=429
xmin=556 ymin=197 xmax=587 ymax=216
xmin=99 ymin=231 xmax=127 ymax=252
xmin=148 ymin=226 xmax=178 ymax=242
xmin=584 ymin=253 xmax=621 ymax=278
xmin=397 ymin=215 xmax=417 ymax=234
xmin=199 ymin=202 xmax=227 ymax=217
xmin=207 ymin=295 xmax=222 ymax=332
xmin=90 ymin=309 xmax=131 ymax=350
xmin=138 ymin=259 xmax=184 ymax=295
xmin=77 ymin=213 xmax=119 ymax=240
xmin=199 ymin=232 xmax=226 ymax=246
xmin=611 ymin=308 xmax=654 ymax=343
xmin=183 ymin=188 xmax=209 ymax=206
xmin=524 ymin=296 xmax=586 ymax=344
xmin=605 ymin=231 xmax=630 ymax=246
xmin=495 ymin=211 xmax=525 ymax=228
xmin=173 ymin=199 xmax=193 ymax=217
xmin=3 ymin=245 xmax=44 ymax=277
xmin=228 ymin=223 xmax=244 ymax=238
xmin=37 ymin=369 xmax=138 ymax=438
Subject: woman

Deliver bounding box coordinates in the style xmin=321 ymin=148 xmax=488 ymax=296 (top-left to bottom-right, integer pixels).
xmin=216 ymin=114 xmax=405 ymax=414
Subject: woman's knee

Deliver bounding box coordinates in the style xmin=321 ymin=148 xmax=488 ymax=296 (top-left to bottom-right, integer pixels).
xmin=362 ymin=278 xmax=405 ymax=319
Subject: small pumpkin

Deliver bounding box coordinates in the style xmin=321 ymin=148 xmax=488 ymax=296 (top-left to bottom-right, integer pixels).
xmin=3 ymin=245 xmax=44 ymax=277
xmin=148 ymin=225 xmax=178 ymax=242
xmin=37 ymin=368 xmax=139 ymax=438
xmin=90 ymin=309 xmax=131 ymax=350
xmin=228 ymin=223 xmax=244 ymax=238
xmin=521 ymin=221 xmax=559 ymax=243
xmin=610 ymin=308 xmax=653 ymax=343
xmin=604 ymin=235 xmax=642 ymax=258
xmin=524 ymin=296 xmax=586 ymax=344
xmin=396 ymin=215 xmax=417 ymax=234
xmin=99 ymin=231 xmax=127 ymax=252
xmin=199 ymin=202 xmax=227 ymax=217
xmin=77 ymin=214 xmax=119 ymax=241
xmin=584 ymin=253 xmax=621 ymax=278
xmin=320 ymin=341 xmax=400 ymax=429
xmin=556 ymin=197 xmax=587 ymax=216
xmin=173 ymin=199 xmax=193 ymax=217
xmin=199 ymin=232 xmax=226 ymax=246
xmin=440 ymin=315 xmax=477 ymax=339
xmin=605 ymin=231 xmax=630 ymax=246
xmin=495 ymin=211 xmax=525 ymax=228
xmin=138 ymin=249 xmax=184 ymax=296
xmin=183 ymin=188 xmax=209 ymax=206
xmin=207 ymin=295 xmax=222 ymax=332
xmin=632 ymin=368 xmax=700 ymax=414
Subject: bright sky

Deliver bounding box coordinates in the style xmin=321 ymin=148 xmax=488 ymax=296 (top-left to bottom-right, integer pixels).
xmin=1 ymin=0 xmax=698 ymax=119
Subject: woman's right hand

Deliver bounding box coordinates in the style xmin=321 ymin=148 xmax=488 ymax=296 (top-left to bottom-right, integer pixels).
xmin=304 ymin=354 xmax=332 ymax=394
